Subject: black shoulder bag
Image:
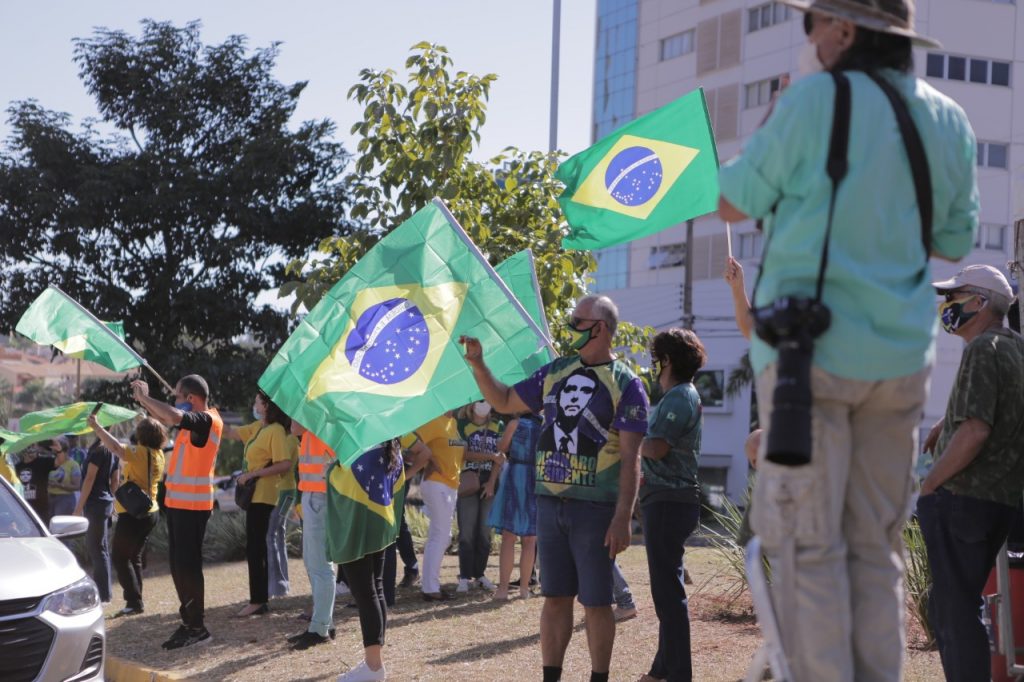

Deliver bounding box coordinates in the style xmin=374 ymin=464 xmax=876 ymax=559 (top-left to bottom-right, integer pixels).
xmin=116 ymin=448 xmax=155 ymax=519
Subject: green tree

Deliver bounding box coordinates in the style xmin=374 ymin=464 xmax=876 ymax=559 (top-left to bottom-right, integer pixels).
xmin=0 ymin=21 xmax=351 ymax=408
xmin=288 ymin=43 xmax=652 ymax=359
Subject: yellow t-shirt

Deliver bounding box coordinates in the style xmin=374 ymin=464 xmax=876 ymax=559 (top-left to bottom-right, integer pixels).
xmin=276 ymin=434 xmax=299 ymax=496
xmin=415 ymin=415 xmax=465 ymax=490
xmin=237 ymin=421 xmax=292 ymax=506
xmin=115 ymin=445 xmax=165 ymax=514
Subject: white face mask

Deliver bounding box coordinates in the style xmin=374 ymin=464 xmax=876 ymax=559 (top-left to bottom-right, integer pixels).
xmin=797 ymin=41 xmax=825 ymax=75
xmin=473 ymin=401 xmax=491 ymax=418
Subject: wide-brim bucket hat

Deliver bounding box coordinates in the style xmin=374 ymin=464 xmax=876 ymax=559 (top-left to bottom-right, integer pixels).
xmin=779 ymin=0 xmax=942 ymax=48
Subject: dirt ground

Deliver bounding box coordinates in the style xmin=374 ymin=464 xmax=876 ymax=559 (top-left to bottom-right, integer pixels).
xmin=103 ymin=546 xmax=942 ymax=681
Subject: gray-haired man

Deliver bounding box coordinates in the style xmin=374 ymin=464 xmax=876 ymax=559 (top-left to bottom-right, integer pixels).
xmin=919 ymin=265 xmax=1024 ymax=682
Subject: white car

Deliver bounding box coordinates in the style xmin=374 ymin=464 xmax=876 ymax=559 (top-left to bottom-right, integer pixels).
xmin=0 ymin=475 xmax=104 ymax=682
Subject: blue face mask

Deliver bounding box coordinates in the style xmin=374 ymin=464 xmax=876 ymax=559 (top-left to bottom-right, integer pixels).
xmin=175 ymin=401 xmax=193 ymax=413
xmin=252 ymin=407 xmax=263 ymax=421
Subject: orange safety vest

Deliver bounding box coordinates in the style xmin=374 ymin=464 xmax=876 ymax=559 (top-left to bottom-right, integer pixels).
xmin=164 ymin=408 xmax=223 ymax=511
xmin=297 ymin=431 xmax=334 ymax=494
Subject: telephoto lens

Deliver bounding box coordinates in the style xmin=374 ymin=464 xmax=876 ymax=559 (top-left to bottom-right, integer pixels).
xmin=765 ymin=336 xmax=814 ymax=466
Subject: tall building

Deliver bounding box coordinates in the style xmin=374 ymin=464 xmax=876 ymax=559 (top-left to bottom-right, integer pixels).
xmin=589 ymin=0 xmax=1024 ymax=502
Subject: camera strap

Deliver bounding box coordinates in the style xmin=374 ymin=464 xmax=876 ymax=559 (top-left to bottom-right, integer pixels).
xmin=752 ymin=70 xmax=934 ymax=307
xmin=864 ymin=71 xmax=933 ymax=258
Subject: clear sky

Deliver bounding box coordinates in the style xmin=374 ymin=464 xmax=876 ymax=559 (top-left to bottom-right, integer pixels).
xmin=0 ymin=0 xmax=596 ymax=160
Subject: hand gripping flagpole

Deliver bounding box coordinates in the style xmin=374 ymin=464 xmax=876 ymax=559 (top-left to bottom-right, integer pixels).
xmin=47 ymin=285 xmax=175 ymax=396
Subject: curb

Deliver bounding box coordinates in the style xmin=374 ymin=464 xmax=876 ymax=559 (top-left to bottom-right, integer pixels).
xmin=105 ymin=655 xmax=190 ymax=682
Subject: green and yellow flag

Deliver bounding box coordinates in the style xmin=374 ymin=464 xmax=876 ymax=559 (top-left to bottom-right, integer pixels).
xmin=16 ymin=287 xmax=142 ymax=372
xmin=494 ymin=249 xmax=552 ymax=343
xmin=4 ymin=402 xmax=139 ymax=454
xmin=326 ymin=445 xmax=406 ymax=564
xmin=258 ymin=199 xmax=555 ymax=464
xmin=557 ymin=87 xmax=719 ymax=250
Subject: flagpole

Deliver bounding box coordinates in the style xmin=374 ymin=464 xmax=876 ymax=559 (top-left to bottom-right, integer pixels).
xmin=726 ymin=222 xmax=733 ymax=259
xmin=549 ymin=0 xmax=561 ymax=152
xmin=432 ymin=198 xmax=559 ymax=358
xmin=683 ymin=219 xmax=694 ymax=330
xmin=46 ymin=285 xmax=174 ymax=395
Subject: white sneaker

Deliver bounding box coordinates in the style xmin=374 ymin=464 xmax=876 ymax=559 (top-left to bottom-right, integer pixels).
xmin=477 ymin=575 xmax=496 ymax=590
xmin=337 ymin=659 xmax=386 ymax=681
xmin=335 ymin=581 xmax=351 ymax=597
xmin=455 ymin=578 xmax=472 ymax=593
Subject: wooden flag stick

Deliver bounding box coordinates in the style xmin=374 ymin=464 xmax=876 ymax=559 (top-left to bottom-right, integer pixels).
xmin=143 ymin=363 xmax=175 ymax=396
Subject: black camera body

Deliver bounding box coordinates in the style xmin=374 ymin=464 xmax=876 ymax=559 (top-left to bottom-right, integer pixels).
xmin=752 ymin=297 xmax=831 ymax=467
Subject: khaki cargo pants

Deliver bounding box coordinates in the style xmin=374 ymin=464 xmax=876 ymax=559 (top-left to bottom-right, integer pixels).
xmin=752 ymin=363 xmax=930 ymax=682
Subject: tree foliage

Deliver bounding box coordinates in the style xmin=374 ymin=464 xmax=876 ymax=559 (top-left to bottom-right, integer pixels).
xmin=0 ymin=21 xmax=351 ymax=407
xmin=289 ymin=43 xmax=653 ymax=358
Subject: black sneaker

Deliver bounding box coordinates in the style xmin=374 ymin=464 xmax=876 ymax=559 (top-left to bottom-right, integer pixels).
xmin=290 ymin=631 xmax=331 ymax=650
xmin=113 ymin=605 xmax=144 ymax=618
xmin=287 ymin=627 xmax=336 ymax=643
xmin=161 ymin=625 xmax=189 ymax=650
xmin=399 ymin=571 xmax=419 ymax=588
xmin=164 ymin=626 xmax=211 ymax=650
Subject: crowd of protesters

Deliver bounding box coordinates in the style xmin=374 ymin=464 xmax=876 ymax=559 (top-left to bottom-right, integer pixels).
xmin=2 ymin=3 xmax=1023 ymax=681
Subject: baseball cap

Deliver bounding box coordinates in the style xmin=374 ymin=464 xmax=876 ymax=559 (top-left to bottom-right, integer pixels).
xmin=932 ymin=264 xmax=1013 ymax=299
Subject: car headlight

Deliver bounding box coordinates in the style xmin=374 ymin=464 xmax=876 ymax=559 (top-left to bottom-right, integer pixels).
xmin=42 ymin=577 xmax=100 ymax=616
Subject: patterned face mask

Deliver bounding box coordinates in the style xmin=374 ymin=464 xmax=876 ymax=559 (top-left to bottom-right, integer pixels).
xmin=939 ymin=295 xmax=983 ymax=334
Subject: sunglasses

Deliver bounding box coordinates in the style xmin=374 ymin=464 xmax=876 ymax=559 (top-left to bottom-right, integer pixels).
xmin=570 ymin=316 xmax=603 ymax=329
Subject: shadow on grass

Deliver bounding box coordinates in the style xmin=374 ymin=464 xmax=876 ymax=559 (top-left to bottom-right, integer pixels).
xmin=427 ymin=620 xmax=586 ymax=665
xmin=385 ymin=591 xmax=511 ymax=629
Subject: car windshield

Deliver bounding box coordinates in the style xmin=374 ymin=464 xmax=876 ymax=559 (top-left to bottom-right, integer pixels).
xmin=0 ymin=481 xmax=43 ymax=538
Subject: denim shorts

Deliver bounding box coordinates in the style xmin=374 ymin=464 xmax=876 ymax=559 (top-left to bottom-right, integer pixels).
xmin=537 ymin=495 xmax=616 ymax=607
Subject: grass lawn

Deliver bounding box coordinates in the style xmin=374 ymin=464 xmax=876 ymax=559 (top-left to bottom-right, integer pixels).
xmin=103 ymin=542 xmax=941 ymax=681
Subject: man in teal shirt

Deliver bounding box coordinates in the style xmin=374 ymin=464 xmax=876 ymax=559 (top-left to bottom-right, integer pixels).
xmin=717 ymin=1 xmax=977 ymax=681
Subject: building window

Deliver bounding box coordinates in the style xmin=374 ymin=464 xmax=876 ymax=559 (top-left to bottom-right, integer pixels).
xmin=978 ymin=141 xmax=1009 ymax=169
xmin=648 ymin=243 xmax=686 ymax=270
xmin=661 ymin=30 xmax=694 ymax=61
xmin=744 ymin=75 xmax=783 ymax=109
xmin=976 ymin=223 xmax=1007 ymax=252
xmin=926 ymin=52 xmax=1011 ymax=86
xmin=748 ymin=2 xmax=790 ymax=32
xmin=736 ymin=231 xmax=763 ymax=259
xmin=592 ymin=244 xmax=629 ymax=291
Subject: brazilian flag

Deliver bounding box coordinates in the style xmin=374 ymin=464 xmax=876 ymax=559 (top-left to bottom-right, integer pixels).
xmin=258 ymin=199 xmax=554 ymax=465
xmin=325 ymin=445 xmax=406 ymax=564
xmin=494 ymin=249 xmax=552 ymax=343
xmin=4 ymin=402 xmax=139 ymax=454
xmin=557 ymin=87 xmax=719 ymax=251
xmin=16 ymin=286 xmax=142 ymax=372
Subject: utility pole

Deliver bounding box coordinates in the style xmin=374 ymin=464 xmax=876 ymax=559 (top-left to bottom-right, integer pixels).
xmin=549 ymin=0 xmax=561 ymax=152
xmin=683 ymin=219 xmax=695 ymax=328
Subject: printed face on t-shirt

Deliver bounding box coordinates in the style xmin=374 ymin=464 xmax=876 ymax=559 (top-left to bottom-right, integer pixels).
xmin=558 ymin=373 xmax=596 ymax=421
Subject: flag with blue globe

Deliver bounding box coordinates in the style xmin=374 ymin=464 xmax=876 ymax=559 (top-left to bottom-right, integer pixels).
xmin=258 ymin=199 xmax=554 ymax=465
xmin=557 ymin=87 xmax=719 ymax=250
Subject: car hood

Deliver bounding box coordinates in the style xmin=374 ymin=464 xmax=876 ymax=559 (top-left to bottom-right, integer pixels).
xmin=0 ymin=537 xmax=86 ymax=601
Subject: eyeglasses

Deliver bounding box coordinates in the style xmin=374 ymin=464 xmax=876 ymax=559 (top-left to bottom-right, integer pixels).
xmin=570 ymin=316 xmax=603 ymax=329
xmin=943 ymin=290 xmax=985 ymax=303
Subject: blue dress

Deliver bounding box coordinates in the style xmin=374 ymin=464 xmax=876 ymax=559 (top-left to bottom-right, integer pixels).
xmin=488 ymin=415 xmax=539 ymax=537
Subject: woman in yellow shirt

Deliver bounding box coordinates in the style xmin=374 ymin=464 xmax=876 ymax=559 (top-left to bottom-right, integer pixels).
xmin=88 ymin=414 xmax=166 ymax=617
xmin=407 ymin=412 xmax=465 ymax=600
xmin=224 ymin=390 xmax=294 ymax=617
xmin=267 ymin=430 xmax=299 ymax=599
